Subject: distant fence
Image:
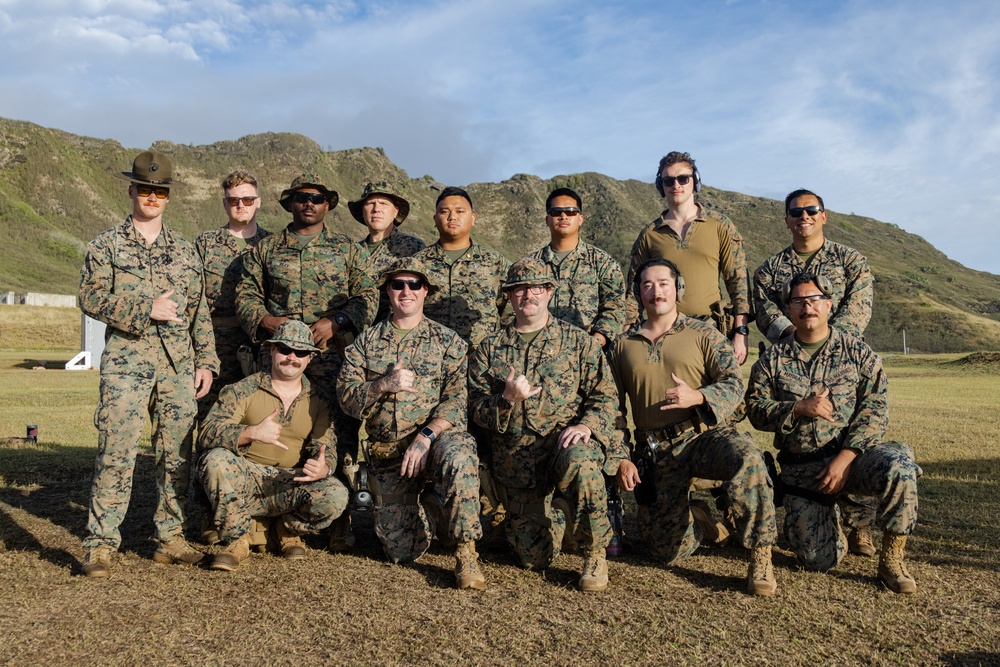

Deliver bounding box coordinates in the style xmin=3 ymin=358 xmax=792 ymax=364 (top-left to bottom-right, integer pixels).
xmin=0 ymin=291 xmax=77 ymax=308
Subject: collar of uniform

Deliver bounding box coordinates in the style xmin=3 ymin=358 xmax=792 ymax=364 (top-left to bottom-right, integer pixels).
xmin=654 ymin=204 xmax=708 ymax=229
xmin=625 ymin=313 xmax=691 ymax=343
xmin=498 ymin=314 xmax=560 ymax=347
xmin=784 ymin=237 xmax=833 ymax=266
xmin=221 ymin=224 xmax=268 ymax=247
xmin=279 ymin=222 xmax=330 ymax=247
xmin=540 ymin=242 xmax=581 ymax=264
xmin=788 ymin=325 xmax=842 ymax=363
xmin=258 ymin=368 xmax=312 ymax=399
xmin=375 ymin=316 xmax=432 ymax=342
xmin=122 ymin=215 xmax=175 ymax=247
xmin=427 ymin=238 xmax=482 ymax=260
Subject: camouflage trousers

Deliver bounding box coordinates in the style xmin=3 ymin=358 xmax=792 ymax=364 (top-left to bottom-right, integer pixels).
xmin=304 ymin=347 xmax=361 ymax=478
xmin=84 ymin=367 xmax=196 ymax=550
xmin=197 ymin=448 xmax=349 ymax=542
xmin=781 ymin=440 xmax=921 ymax=571
xmin=369 ymin=431 xmax=483 ymax=563
xmin=196 ymin=327 xmax=252 ymax=423
xmin=638 ymin=426 xmax=777 ymax=562
xmin=499 ymin=442 xmax=611 ymax=570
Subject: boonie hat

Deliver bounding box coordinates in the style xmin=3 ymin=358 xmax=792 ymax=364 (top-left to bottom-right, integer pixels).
xmin=118 ymin=151 xmax=174 ymax=187
xmin=265 ymin=320 xmax=319 ymax=353
xmin=348 ymin=182 xmax=411 ymax=226
xmin=279 ymin=174 xmax=339 ymax=212
xmin=379 ymin=257 xmax=440 ymax=295
xmin=502 ymin=257 xmax=557 ymax=291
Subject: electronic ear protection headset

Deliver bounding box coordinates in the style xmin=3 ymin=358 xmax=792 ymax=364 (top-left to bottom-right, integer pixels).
xmin=632 ymin=258 xmax=686 ymax=304
xmin=781 ymin=273 xmax=834 ymax=304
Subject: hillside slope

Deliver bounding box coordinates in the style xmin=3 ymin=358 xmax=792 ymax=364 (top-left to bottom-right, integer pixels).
xmin=2 ymin=117 xmax=998 ymax=352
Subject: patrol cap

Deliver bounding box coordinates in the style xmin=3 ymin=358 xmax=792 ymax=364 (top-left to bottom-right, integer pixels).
xmin=279 ymin=174 xmax=339 ymax=212
xmin=118 ymin=151 xmax=174 ymax=188
xmin=265 ymin=320 xmax=319 ymax=353
xmin=379 ymin=256 xmax=440 ymax=295
xmin=502 ymin=257 xmax=557 ymax=291
xmin=348 ymin=182 xmax=411 ymax=226
xmin=781 ymin=272 xmax=834 ymax=304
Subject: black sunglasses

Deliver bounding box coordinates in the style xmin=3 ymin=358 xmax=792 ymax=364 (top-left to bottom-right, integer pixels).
xmin=388 ymin=279 xmax=426 ymax=291
xmin=275 ymin=343 xmax=311 ymax=358
xmin=292 ymin=192 xmax=328 ymax=205
xmin=547 ymin=207 xmax=581 ymax=217
xmin=660 ymin=174 xmax=693 ymax=187
xmin=787 ymin=206 xmax=824 ymax=218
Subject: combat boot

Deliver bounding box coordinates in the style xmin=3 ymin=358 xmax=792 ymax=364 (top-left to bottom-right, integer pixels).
xmin=551 ymin=496 xmax=578 ymax=554
xmin=422 ymin=490 xmax=457 ymax=549
xmin=210 ymin=535 xmax=251 ymax=572
xmin=275 ymin=518 xmax=307 ymax=560
xmin=579 ymin=548 xmax=609 ymax=592
xmin=152 ymin=536 xmax=205 ymax=565
xmin=848 ymin=525 xmax=877 ymax=557
xmin=455 ymin=540 xmax=486 ymax=590
xmin=328 ymin=513 xmax=355 ymax=552
xmin=878 ymin=533 xmax=916 ymax=594
xmin=82 ymin=545 xmax=114 ymax=578
xmin=690 ymin=499 xmax=730 ymax=547
xmin=747 ymin=546 xmax=777 ymax=596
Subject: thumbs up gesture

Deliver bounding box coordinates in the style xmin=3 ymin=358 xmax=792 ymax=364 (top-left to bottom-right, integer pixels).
xmin=249 ymin=408 xmax=286 ymax=448
xmin=295 ymin=443 xmax=331 ymax=483
xmin=378 ymin=362 xmax=417 ymax=394
xmin=660 ymin=373 xmax=705 ymax=411
xmin=151 ymin=289 xmax=182 ymax=323
xmin=502 ymin=365 xmax=542 ymax=404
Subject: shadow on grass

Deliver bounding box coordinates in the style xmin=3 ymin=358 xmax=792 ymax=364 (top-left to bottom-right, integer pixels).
xmin=939 ymin=651 xmax=1000 ymax=666
xmin=0 ymin=441 xmax=164 ymax=568
xmin=11 ymin=358 xmax=73 ymax=370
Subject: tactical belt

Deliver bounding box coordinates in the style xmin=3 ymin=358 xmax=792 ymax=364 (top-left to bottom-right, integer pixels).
xmin=637 ymin=418 xmax=707 ymax=448
xmin=777 ymin=439 xmax=843 ymax=466
xmin=380 ymin=492 xmax=419 ymax=505
xmin=368 ymin=437 xmax=410 ymax=461
xmin=764 ymin=451 xmax=838 ymax=509
xmin=211 ymin=316 xmax=241 ymax=328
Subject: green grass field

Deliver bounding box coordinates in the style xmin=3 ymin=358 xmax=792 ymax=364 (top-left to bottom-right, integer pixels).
xmin=1 ymin=324 xmax=998 ymax=665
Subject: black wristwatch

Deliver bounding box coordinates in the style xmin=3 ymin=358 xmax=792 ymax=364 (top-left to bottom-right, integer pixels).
xmin=333 ymin=313 xmax=348 ymax=327
xmin=419 ymin=427 xmax=437 ymax=443
xmin=732 ymin=325 xmax=750 ymax=337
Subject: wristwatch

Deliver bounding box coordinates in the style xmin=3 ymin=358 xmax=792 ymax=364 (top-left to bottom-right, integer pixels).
xmin=419 ymin=426 xmax=437 ymax=442
xmin=732 ymin=325 xmax=750 ymax=337
xmin=333 ymin=313 xmax=348 ymax=327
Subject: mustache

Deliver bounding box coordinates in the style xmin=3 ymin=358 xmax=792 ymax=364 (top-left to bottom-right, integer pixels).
xmin=279 ymin=359 xmax=302 ymax=368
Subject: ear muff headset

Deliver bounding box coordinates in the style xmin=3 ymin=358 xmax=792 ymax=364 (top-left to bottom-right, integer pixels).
xmin=655 ymin=165 xmax=702 ymax=197
xmin=632 ymin=258 xmax=686 ymax=304
xmin=781 ymin=273 xmax=834 ymax=305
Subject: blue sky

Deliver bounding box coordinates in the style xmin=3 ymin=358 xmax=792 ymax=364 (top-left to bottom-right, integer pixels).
xmin=1 ymin=0 xmax=998 ymax=273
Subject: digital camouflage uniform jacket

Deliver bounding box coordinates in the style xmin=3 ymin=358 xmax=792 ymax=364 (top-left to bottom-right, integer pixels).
xmin=468 ymin=317 xmax=625 ymax=488
xmin=355 ymin=230 xmax=426 ymax=324
xmin=626 ymin=207 xmax=750 ymax=324
xmin=745 ymin=327 xmax=887 ymax=455
xmin=608 ymin=316 xmax=744 ymax=451
xmin=198 ymin=371 xmax=336 ymax=471
xmin=79 ymin=216 xmax=218 ymax=377
xmin=752 ymin=239 xmax=874 ymax=343
xmin=337 ymin=317 xmax=470 ymax=443
xmin=236 ymin=223 xmax=378 ymax=341
xmin=527 ymin=241 xmax=626 ymax=340
xmin=415 ymin=240 xmax=511 ymax=348
xmin=196 ymin=225 xmax=271 ymax=325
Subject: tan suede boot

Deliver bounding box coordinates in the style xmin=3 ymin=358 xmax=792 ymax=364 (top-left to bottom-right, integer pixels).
xmin=455 ymin=540 xmax=486 ymax=590
xmin=878 ymin=533 xmax=916 ymax=594
xmin=275 ymin=519 xmax=307 ymax=560
xmin=579 ymin=548 xmax=609 ymax=592
xmin=210 ymin=535 xmax=251 ymax=572
xmin=152 ymin=537 xmax=205 ymax=565
xmin=848 ymin=525 xmax=877 ymax=557
xmin=82 ymin=545 xmax=114 ymax=578
xmin=747 ymin=546 xmax=777 ymax=596
xmin=690 ymin=498 xmax=730 ymax=547
xmin=328 ymin=513 xmax=355 ymax=552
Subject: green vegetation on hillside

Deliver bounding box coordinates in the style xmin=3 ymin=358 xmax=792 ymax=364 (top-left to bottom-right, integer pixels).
xmin=2 ymin=117 xmax=999 ymax=352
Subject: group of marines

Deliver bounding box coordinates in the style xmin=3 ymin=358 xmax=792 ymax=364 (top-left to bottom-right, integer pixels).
xmin=77 ymin=149 xmax=921 ymax=598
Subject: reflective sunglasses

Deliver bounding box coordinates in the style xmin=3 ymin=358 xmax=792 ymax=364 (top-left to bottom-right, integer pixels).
xmin=660 ymin=174 xmax=694 ymax=187
xmin=225 ymin=196 xmax=259 ymax=207
xmin=136 ymin=185 xmax=170 ymax=199
xmin=787 ymin=206 xmax=824 ymax=218
xmin=509 ymin=285 xmax=548 ymax=296
xmin=388 ymin=279 xmax=426 ymax=291
xmin=547 ymin=207 xmax=581 ymax=217
xmin=788 ymin=294 xmax=832 ymax=309
xmin=275 ymin=343 xmax=312 ymax=358
xmin=292 ymin=192 xmax=328 ymax=205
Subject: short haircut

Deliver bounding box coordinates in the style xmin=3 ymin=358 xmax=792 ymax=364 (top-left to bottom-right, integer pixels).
xmin=222 ymin=169 xmax=258 ymax=191
xmin=436 ymin=186 xmax=473 ymax=209
xmin=783 ymin=271 xmax=833 ymax=303
xmin=657 ymin=151 xmax=696 ymax=175
xmin=546 ymin=187 xmax=582 ymax=211
xmin=784 ymin=188 xmax=824 ymax=213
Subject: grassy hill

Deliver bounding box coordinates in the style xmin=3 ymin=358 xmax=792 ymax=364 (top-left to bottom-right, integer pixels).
xmin=2 ymin=116 xmax=999 ymax=353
